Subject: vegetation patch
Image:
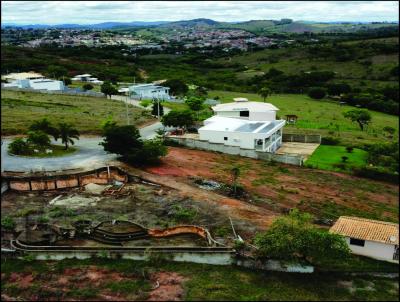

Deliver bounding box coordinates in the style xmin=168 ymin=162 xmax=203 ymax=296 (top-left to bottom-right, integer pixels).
xmin=305 ymin=145 xmax=368 ymax=172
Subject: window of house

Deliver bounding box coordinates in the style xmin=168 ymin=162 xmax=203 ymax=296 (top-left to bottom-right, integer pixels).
xmin=239 ymin=111 xmax=249 ymax=117
xmin=350 ymin=238 xmax=365 ymax=247
xmin=224 ymin=137 xmax=228 ymax=141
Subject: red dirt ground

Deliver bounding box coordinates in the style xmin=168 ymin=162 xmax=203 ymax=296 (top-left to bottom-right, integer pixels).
xmin=143 ymin=147 xmax=399 ymax=222
xmin=147 ymin=272 xmax=188 ymax=301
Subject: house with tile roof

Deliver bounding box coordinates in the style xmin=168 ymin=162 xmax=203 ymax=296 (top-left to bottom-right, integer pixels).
xmin=330 ymin=216 xmax=399 ymax=263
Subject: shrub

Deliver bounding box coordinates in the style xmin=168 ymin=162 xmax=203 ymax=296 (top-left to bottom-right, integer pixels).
xmin=254 ymin=209 xmax=350 ymax=264
xmin=125 ymin=138 xmax=167 ymax=165
xmin=172 ymin=205 xmax=197 ymax=223
xmin=83 ymin=83 xmax=94 ymax=91
xmin=321 ymin=136 xmax=341 ymax=145
xmin=1 ymin=216 xmax=16 ymax=230
xmin=353 ymin=166 xmax=399 ymax=184
xmin=341 ymin=156 xmax=348 ymax=162
xmin=308 ymin=87 xmax=327 ymax=99
xmin=27 ymin=130 xmax=51 ymax=149
xmin=139 ymin=100 xmax=151 ymax=108
xmin=8 ymin=137 xmax=31 ymax=155
xmin=346 ymin=146 xmax=354 ymax=153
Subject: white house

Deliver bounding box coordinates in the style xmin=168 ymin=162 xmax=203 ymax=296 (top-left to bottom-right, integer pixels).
xmin=2 ymin=72 xmax=64 ymax=91
xmin=198 ymin=98 xmax=285 ymax=153
xmin=211 ymin=98 xmax=279 ymax=121
xmin=71 ymin=74 xmax=103 ymax=84
xmin=330 ymin=216 xmax=399 ymax=263
xmin=128 ymin=83 xmax=170 ymax=100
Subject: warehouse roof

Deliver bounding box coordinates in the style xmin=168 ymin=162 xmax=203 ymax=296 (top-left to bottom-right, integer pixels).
xmin=330 ymin=216 xmax=399 ymax=245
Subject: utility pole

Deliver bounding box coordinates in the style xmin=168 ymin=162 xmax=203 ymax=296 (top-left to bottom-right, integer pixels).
xmin=125 ymin=94 xmax=130 ymax=125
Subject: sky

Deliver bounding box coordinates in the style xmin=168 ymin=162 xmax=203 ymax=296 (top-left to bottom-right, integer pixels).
xmin=1 ymin=1 xmax=399 ymax=25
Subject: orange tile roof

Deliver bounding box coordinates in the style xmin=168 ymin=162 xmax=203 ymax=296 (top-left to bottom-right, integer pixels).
xmin=329 ymin=216 xmax=399 ymax=245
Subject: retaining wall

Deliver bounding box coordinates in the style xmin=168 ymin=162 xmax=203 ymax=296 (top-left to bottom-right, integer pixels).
xmin=282 ymin=133 xmax=321 ymax=143
xmin=3 ymin=166 xmax=128 ymax=192
xmin=167 ymin=137 xmax=304 ymax=166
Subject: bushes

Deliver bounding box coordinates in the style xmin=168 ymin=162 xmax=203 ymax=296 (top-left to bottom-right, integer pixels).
xmin=353 ymin=166 xmax=399 ymax=184
xmin=8 ymin=137 xmax=31 ymax=155
xmin=100 ymin=122 xmax=167 ymax=165
xmin=321 ymin=136 xmax=341 ymax=145
xmin=1 ymin=216 xmax=16 ymax=230
xmin=308 ymin=87 xmax=327 ymax=99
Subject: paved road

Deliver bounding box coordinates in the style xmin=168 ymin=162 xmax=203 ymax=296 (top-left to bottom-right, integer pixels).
xmin=1 ymin=96 xmax=173 ymax=172
xmin=111 ymin=95 xmax=172 ymax=139
xmin=1 ymin=137 xmax=117 ymax=172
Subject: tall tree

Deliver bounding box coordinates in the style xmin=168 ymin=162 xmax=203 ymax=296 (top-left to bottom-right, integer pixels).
xmin=101 ymin=81 xmax=118 ymax=98
xmin=343 ymin=109 xmax=372 ymax=131
xmin=57 ymin=123 xmax=80 ymax=150
xmin=29 ymin=118 xmax=59 ymax=140
xmin=161 ymin=110 xmax=194 ymax=129
xmin=258 ymin=87 xmax=271 ymax=102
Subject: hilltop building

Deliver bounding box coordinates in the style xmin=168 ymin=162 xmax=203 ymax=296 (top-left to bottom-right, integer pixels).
xmin=198 ymin=98 xmax=285 ymax=153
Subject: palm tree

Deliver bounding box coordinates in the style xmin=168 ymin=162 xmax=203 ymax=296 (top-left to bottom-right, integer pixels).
xmin=259 ymin=87 xmax=271 ymax=102
xmin=29 ymin=118 xmax=59 ymax=140
xmin=57 ymin=123 xmax=80 ymax=150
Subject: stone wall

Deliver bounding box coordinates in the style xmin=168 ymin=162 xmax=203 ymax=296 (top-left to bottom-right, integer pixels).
xmin=5 ymin=166 xmax=128 ymax=192
xmin=282 ymin=133 xmax=321 ymax=143
xmin=167 ymin=137 xmax=304 ymax=166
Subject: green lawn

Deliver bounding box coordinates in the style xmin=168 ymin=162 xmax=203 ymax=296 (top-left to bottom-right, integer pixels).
xmin=1 ymin=90 xmax=155 ymax=135
xmin=305 ymin=145 xmax=368 ymax=172
xmin=208 ymin=91 xmax=399 ymax=146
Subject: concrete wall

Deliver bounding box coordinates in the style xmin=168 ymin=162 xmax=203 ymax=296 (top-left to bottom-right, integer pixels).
xmin=345 ymin=237 xmax=397 ymax=263
xmin=5 ymin=166 xmax=128 ymax=192
xmin=215 ymin=111 xmax=276 ymax=121
xmin=282 ymin=133 xmax=321 ymax=143
xmin=167 ymin=137 xmax=303 ymax=166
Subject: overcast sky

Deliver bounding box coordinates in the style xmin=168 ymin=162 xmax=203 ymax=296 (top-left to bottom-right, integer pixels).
xmin=2 ymin=1 xmax=399 ymax=25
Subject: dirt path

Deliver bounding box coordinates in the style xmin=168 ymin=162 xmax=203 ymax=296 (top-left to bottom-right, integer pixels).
xmin=116 ymin=162 xmax=276 ymax=230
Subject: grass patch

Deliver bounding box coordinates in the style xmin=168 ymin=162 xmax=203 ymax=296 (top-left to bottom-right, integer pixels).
xmin=305 ymin=145 xmax=368 ymax=172
xmin=2 ymin=258 xmax=398 ymax=301
xmin=1 ymin=90 xmax=154 ymax=135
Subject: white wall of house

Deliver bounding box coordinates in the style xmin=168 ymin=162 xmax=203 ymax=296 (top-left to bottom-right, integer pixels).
xmin=215 ymin=110 xmax=276 ymax=121
xmin=199 ymin=125 xmax=284 ymax=152
xmin=345 ymin=237 xmax=398 ymax=262
xmin=29 ymin=79 xmax=64 ymax=91
xmin=129 ymin=84 xmax=170 ymax=100
xmin=3 ymin=79 xmax=64 ymax=91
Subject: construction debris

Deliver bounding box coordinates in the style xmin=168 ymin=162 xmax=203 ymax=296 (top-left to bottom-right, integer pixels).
xmin=51 ymin=195 xmax=101 ymax=209
xmin=84 ymin=183 xmax=111 ymax=195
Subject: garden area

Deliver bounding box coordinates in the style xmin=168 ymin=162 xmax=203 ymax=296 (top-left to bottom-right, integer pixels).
xmin=305 ymin=145 xmax=368 ymax=172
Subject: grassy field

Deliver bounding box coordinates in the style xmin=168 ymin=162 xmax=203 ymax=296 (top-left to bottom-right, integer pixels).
xmin=1 ymin=90 xmax=155 ymax=135
xmin=1 ymin=258 xmax=398 ymax=301
xmin=305 ymin=145 xmax=368 ymax=172
xmin=208 ymin=91 xmax=399 ymax=146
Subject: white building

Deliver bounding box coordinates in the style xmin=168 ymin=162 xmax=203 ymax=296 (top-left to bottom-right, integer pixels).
xmin=71 ymin=74 xmax=103 ymax=84
xmin=211 ymin=98 xmax=279 ymax=121
xmin=2 ymin=72 xmax=64 ymax=91
xmin=198 ymin=98 xmax=285 ymax=153
xmin=330 ymin=216 xmax=399 ymax=263
xmin=128 ymin=83 xmax=170 ymax=100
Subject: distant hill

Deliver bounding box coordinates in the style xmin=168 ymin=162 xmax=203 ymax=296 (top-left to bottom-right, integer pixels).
xmin=1 ymin=21 xmax=170 ymax=29
xmin=159 ymin=18 xmax=219 ymax=29
xmin=2 ymin=18 xmax=398 ymax=33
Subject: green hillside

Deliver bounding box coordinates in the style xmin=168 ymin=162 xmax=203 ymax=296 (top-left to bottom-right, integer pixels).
xmin=208 ymin=91 xmax=399 ymax=146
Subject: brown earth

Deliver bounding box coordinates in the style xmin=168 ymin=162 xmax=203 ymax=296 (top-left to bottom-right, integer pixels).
xmin=147 ymin=272 xmax=188 ymax=301
xmin=139 ymin=147 xmax=398 ymax=222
